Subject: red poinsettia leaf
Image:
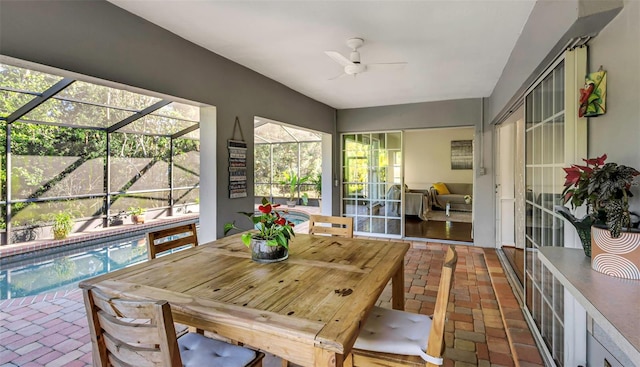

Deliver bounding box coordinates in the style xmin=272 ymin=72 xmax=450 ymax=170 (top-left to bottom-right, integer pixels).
xmin=563 ymin=191 xmax=573 ymax=203
xmin=563 ymin=168 xmax=581 ymax=186
xmin=583 ymin=154 xmax=607 ymax=167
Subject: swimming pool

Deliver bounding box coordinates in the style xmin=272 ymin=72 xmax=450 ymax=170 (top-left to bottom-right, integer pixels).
xmin=0 ymin=235 xmax=150 ymax=300
xmin=253 ymin=210 xmax=309 ymax=226
xmin=281 ymin=210 xmax=310 ymax=225
xmin=0 ymin=213 xmax=309 ymax=301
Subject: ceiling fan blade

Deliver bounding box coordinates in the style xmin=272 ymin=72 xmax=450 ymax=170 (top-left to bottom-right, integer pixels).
xmin=328 ymin=72 xmax=349 ymax=81
xmin=325 ymin=51 xmax=354 ymax=67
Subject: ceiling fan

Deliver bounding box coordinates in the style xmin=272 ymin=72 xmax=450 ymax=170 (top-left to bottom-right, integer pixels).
xmin=325 ymin=38 xmax=407 ymax=79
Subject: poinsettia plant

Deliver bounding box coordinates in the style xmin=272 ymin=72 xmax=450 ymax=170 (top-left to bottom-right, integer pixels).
xmin=223 ymin=197 xmax=295 ymax=248
xmin=562 ymin=154 xmax=639 ymax=237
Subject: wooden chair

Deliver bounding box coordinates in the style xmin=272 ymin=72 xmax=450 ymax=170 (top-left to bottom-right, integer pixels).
xmin=82 ymin=285 xmax=264 ymax=367
xmin=308 ymin=215 xmax=354 ymax=238
xmin=349 ymin=246 xmax=458 ymax=367
xmin=147 ymin=223 xmax=198 ymax=260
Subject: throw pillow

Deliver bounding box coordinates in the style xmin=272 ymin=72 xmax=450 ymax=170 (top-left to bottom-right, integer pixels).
xmin=433 ymin=182 xmax=450 ymax=195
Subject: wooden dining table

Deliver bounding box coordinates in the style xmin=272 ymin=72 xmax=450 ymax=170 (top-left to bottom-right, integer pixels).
xmin=79 ymin=233 xmax=410 ymax=367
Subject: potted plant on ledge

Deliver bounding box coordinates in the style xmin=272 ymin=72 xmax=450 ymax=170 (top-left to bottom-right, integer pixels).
xmin=558 ymin=154 xmax=640 ymax=279
xmin=223 ymin=197 xmax=295 ymax=263
xmin=51 ymin=212 xmax=74 ymax=240
xmin=129 ymin=206 xmax=146 ymax=224
xmin=280 ymin=170 xmax=309 ymax=207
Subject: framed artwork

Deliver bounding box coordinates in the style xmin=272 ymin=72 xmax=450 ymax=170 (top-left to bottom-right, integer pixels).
xmin=451 ymin=140 xmax=473 ymax=170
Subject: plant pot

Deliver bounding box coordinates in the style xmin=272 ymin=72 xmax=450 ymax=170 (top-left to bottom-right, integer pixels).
xmin=591 ymin=225 xmax=640 ymax=280
xmin=555 ymin=207 xmax=593 ymax=257
xmin=250 ymin=238 xmax=288 ymax=263
xmin=53 ymin=228 xmax=68 ymax=240
xmin=131 ymin=214 xmax=145 ymax=224
xmin=286 ymin=200 xmax=297 ymax=208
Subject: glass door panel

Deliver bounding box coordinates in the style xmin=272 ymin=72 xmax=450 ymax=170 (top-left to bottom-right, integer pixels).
xmin=342 ymin=131 xmax=403 ymax=237
xmin=524 ymin=59 xmax=570 ymax=366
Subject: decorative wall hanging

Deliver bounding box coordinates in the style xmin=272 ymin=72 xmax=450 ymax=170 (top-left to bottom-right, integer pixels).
xmin=451 ymin=140 xmax=473 ymax=170
xmin=228 ymin=117 xmax=247 ymax=198
xmin=579 ymin=66 xmax=606 ymax=118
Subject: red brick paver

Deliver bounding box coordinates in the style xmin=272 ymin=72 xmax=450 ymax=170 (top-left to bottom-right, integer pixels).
xmin=0 ymin=242 xmax=543 ymax=367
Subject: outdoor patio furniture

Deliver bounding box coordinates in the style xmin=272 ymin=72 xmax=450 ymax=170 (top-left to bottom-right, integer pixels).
xmin=81 ymin=285 xmax=265 ymax=367
xmin=308 ymin=215 xmax=354 ymax=238
xmin=147 ymin=223 xmax=199 ymax=260
xmin=351 ymin=246 xmax=458 ymax=367
xmin=80 ymin=233 xmax=409 ymax=367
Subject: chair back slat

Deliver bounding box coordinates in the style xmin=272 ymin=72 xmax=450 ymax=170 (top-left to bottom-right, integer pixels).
xmin=82 ymin=286 xmax=182 ymax=367
xmin=308 ymin=215 xmax=354 ymax=238
xmin=104 ymin=333 xmax=163 ymax=367
xmin=147 ymin=223 xmax=198 ymax=260
xmin=91 ymin=289 xmax=158 ymax=319
xmin=425 ymin=246 xmax=458 ymax=367
xmin=97 ymin=311 xmax=161 ymax=345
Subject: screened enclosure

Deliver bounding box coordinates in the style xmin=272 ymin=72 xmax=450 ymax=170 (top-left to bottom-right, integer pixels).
xmin=254 ymin=118 xmax=322 ymax=202
xmin=0 ymin=61 xmax=200 ymax=245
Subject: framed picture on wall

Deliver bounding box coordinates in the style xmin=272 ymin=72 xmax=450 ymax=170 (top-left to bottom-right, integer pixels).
xmin=451 ymin=140 xmax=473 ymax=170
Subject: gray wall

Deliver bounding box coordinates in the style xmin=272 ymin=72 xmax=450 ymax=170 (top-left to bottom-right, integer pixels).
xmin=587 ymin=0 xmax=640 ymax=210
xmin=338 ymin=98 xmax=481 ymax=132
xmin=0 ymin=0 xmax=336 ymax=240
xmin=337 ymin=98 xmax=483 ymax=242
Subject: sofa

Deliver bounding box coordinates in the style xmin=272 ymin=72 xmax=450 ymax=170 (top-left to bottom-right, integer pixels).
xmin=429 ymin=182 xmax=473 ymax=212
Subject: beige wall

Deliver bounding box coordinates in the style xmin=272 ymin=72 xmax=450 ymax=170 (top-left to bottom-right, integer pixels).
xmin=404 ymin=127 xmax=475 ymax=190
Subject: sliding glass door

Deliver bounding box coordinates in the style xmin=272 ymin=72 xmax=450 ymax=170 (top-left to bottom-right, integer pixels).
xmin=523 ymin=46 xmax=587 ymax=366
xmin=341 ymin=132 xmax=402 ymax=237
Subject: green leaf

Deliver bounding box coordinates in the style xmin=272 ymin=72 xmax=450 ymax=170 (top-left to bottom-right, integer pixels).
xmin=223 ymin=222 xmax=236 ymax=235
xmin=241 ymin=233 xmax=253 ymax=246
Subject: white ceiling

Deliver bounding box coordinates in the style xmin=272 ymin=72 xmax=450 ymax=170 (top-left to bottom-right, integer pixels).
xmin=108 ymin=0 xmax=536 ymax=109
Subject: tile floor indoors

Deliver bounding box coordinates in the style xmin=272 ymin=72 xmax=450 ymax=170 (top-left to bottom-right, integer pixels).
xmin=0 ymin=241 xmax=543 ymax=367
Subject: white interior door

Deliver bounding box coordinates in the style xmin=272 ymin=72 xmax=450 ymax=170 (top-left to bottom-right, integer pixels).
xmin=496 ymin=116 xmax=519 ymax=247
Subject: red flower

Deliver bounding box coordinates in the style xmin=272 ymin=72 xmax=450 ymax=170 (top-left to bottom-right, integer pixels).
xmin=275 ymin=217 xmax=286 ymax=226
xmin=288 ymin=222 xmax=295 ymax=227
xmin=258 ymin=204 xmax=272 ymax=214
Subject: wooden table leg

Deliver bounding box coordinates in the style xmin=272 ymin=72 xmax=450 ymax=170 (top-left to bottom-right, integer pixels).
xmin=391 ymin=260 xmax=405 ymax=310
xmin=315 ymin=348 xmax=344 ymax=367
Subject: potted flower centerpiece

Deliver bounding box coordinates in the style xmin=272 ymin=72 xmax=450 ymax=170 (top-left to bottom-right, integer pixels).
xmin=224 ymin=197 xmax=296 ymax=263
xmin=559 ymin=154 xmax=640 ymax=279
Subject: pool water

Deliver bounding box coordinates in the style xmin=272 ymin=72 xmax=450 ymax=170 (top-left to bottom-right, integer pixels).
xmin=0 ymin=214 xmax=309 ymax=301
xmin=0 ymin=236 xmax=150 ymax=300
xmin=282 ymin=211 xmax=310 ymax=226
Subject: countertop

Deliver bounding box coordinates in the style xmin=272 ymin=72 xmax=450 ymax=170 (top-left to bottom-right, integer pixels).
xmin=538 ymin=247 xmax=640 ymax=363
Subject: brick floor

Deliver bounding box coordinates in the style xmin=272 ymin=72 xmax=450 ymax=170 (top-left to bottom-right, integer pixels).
xmin=0 ymin=241 xmax=543 ymax=367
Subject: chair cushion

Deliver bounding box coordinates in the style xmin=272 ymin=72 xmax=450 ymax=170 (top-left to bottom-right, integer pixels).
xmin=432 ymin=182 xmax=450 ymax=195
xmin=178 ymin=332 xmax=257 ymax=367
xmin=354 ymin=306 xmax=442 ymax=365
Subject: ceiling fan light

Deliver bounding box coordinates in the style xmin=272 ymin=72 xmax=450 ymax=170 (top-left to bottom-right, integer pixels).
xmin=345 ymin=64 xmax=366 ymax=75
